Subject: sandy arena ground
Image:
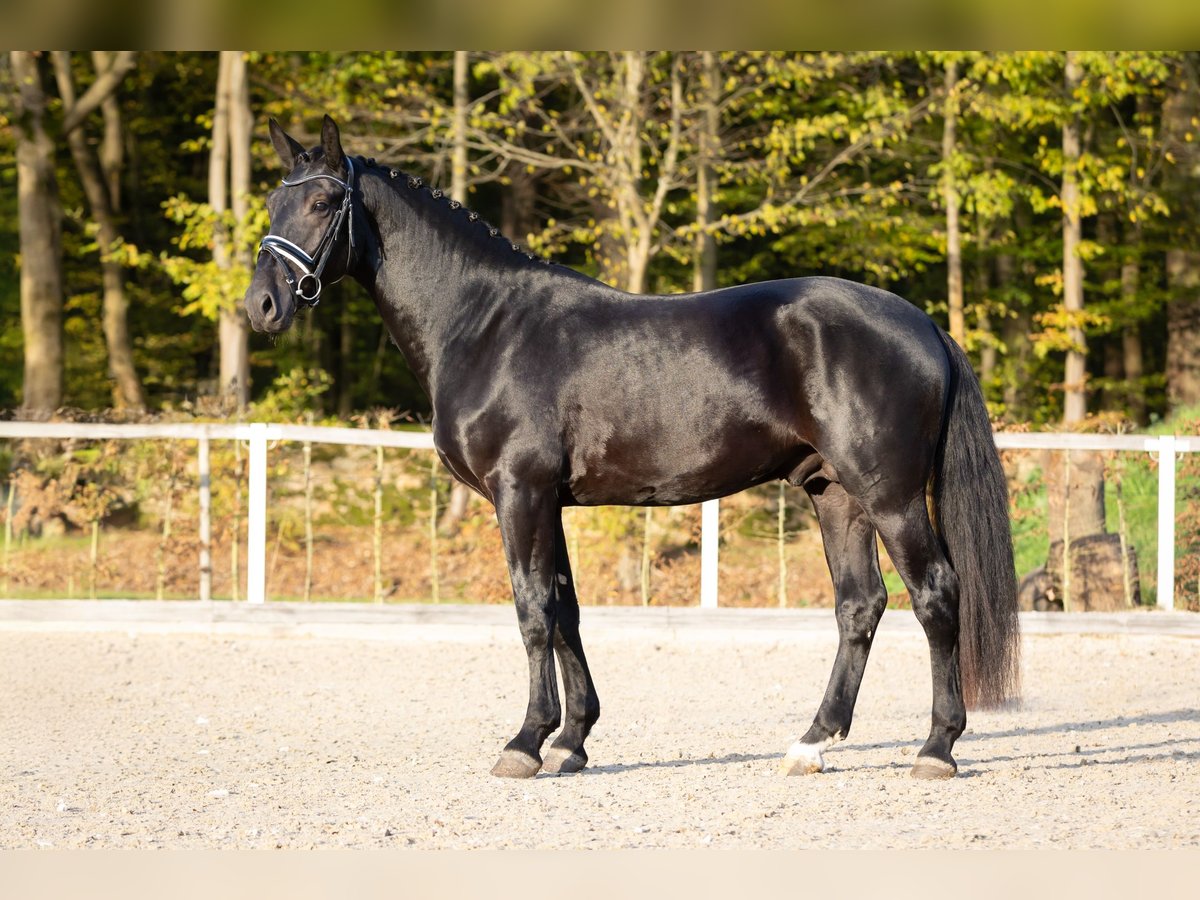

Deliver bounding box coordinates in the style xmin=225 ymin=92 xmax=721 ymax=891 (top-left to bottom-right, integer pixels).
xmin=1 ymin=612 xmax=1197 ymax=849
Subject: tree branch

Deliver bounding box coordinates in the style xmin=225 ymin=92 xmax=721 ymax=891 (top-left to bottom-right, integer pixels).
xmin=644 ymin=56 xmax=685 ymax=236
xmin=564 ymin=51 xmax=620 ymax=149
xmin=60 ymin=50 xmax=135 ymax=135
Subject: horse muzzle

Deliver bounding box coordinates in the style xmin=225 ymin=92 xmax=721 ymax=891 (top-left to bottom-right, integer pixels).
xmin=245 ymin=284 xmax=296 ymax=334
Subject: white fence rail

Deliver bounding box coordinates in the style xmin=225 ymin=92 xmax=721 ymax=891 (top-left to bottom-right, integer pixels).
xmin=0 ymin=421 xmax=1194 ymax=610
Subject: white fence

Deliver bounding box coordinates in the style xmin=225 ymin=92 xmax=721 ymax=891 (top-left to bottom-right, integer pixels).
xmin=0 ymin=421 xmax=1195 ymax=610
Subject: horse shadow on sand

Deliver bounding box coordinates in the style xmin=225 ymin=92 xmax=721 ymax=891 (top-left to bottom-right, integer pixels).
xmin=573 ymin=708 xmax=1200 ymax=777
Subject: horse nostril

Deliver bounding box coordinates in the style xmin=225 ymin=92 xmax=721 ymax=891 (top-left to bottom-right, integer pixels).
xmin=260 ymin=294 xmax=275 ymax=318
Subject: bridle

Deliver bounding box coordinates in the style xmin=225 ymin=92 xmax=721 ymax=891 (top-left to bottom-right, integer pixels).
xmin=258 ymin=157 xmax=357 ymax=307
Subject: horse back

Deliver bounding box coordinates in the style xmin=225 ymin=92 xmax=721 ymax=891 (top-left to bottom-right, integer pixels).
xmin=548 ymin=277 xmax=947 ymax=506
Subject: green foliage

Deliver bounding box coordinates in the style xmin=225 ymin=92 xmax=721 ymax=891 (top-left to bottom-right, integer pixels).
xmin=253 ymin=367 xmax=334 ymax=422
xmin=148 ymin=194 xmax=270 ymax=321
xmin=1 ymin=51 xmax=1198 ymax=425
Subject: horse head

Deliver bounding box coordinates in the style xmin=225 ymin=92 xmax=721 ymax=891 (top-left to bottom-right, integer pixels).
xmin=245 ymin=115 xmax=358 ymax=334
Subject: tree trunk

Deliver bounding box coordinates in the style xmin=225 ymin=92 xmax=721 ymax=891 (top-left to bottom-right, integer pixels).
xmin=1048 ymin=56 xmax=1107 ymax=609
xmin=1166 ymin=250 xmax=1200 ymax=410
xmin=228 ymin=51 xmax=253 ymax=407
xmin=1045 ymin=450 xmax=1107 ymax=537
xmin=995 ymin=241 xmax=1028 ymax=415
xmin=338 ymin=296 xmax=354 ymax=418
xmin=1122 ymin=326 xmax=1146 ymax=423
xmin=1102 ymin=341 xmax=1123 ymax=410
xmin=51 ymin=51 xmax=145 ymax=411
xmin=976 ymin=216 xmax=995 ymax=383
xmin=211 ymin=53 xmax=233 ymax=380
xmin=1061 ymin=52 xmax=1087 ymax=425
xmin=441 ymin=53 xmax=474 ymax=532
xmin=942 ymin=58 xmax=965 ymax=345
xmin=571 ymin=51 xmax=681 ymax=296
xmin=596 ymin=229 xmax=627 ymax=290
xmin=1041 ymin=446 xmax=1109 ymax=613
xmin=1162 ymin=62 xmax=1200 ymax=412
xmin=212 ymin=51 xmax=250 ymax=408
xmin=228 ymin=53 xmax=252 ymax=272
xmin=617 ymin=51 xmax=647 ymax=294
xmin=500 ymin=168 xmax=538 ymax=241
xmin=1120 ymin=220 xmax=1146 ymax=423
xmin=626 ymin=237 xmax=650 ymax=295
xmin=450 ymin=51 xmax=468 ymax=206
xmin=622 ymin=51 xmax=644 ymax=293
xmin=10 ymin=51 xmax=64 ymax=414
xmin=693 ymin=50 xmax=719 ymax=294
xmin=91 ymin=51 xmax=124 ymax=211
xmin=225 ymin=51 xmax=252 ymax=408
xmin=1094 ymin=213 xmax=1121 ymax=414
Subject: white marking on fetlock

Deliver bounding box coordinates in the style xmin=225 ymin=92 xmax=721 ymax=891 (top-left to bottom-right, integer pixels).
xmin=780 ymin=732 xmax=843 ymax=776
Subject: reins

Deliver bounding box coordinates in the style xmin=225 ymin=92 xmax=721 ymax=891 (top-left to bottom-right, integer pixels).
xmin=258 ymin=157 xmax=357 ymax=306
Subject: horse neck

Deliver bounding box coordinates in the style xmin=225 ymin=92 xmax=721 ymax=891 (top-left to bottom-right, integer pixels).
xmin=354 ymin=166 xmax=573 ymax=402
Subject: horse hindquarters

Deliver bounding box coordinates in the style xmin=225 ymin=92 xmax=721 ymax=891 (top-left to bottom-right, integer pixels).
xmin=857 ymin=328 xmax=1018 ymax=778
xmin=860 ymin=329 xmax=1018 ymax=777
xmin=782 ymin=307 xmax=977 ymax=777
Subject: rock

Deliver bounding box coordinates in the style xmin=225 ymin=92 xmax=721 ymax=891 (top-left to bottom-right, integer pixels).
xmin=1018 ymin=567 xmax=1057 ymax=612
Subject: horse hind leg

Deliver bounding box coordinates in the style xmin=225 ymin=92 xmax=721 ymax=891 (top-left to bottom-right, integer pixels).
xmin=542 ymin=519 xmax=600 ymax=774
xmin=873 ymin=494 xmax=965 ymax=779
xmin=782 ymin=479 xmax=887 ymax=775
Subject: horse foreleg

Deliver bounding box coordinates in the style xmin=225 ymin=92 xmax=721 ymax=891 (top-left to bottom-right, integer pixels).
xmin=543 ymin=518 xmax=600 ymax=774
xmin=490 ymin=481 xmax=561 ymax=779
xmin=782 ymin=480 xmax=887 ymax=775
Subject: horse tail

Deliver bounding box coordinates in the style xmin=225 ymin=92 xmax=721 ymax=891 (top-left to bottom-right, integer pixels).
xmin=933 ymin=329 xmax=1021 ymax=709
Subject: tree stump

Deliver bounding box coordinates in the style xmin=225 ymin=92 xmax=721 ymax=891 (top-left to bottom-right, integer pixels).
xmin=1018 ymin=533 xmax=1140 ymax=611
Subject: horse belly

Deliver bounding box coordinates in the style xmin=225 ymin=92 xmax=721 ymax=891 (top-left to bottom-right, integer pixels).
xmin=557 ymin=312 xmax=814 ymax=506
xmin=563 ymin=415 xmax=804 ymax=507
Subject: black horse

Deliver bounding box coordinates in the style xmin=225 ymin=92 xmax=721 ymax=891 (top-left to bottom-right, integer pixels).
xmin=246 ymin=116 xmax=1020 ymax=780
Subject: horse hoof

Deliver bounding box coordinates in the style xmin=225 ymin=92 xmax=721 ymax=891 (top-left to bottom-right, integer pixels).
xmin=910 ymin=757 xmax=957 ymax=780
xmin=542 ymin=747 xmax=587 ymax=775
xmin=779 ymin=741 xmax=825 ymax=776
xmin=491 ymin=750 xmax=542 ymax=778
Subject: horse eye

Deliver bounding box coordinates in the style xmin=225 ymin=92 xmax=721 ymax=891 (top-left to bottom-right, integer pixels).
xmin=313 ymin=200 xmax=329 ymax=213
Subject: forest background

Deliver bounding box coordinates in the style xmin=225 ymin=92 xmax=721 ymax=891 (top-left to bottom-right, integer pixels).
xmin=2 ymin=51 xmax=1199 ymax=608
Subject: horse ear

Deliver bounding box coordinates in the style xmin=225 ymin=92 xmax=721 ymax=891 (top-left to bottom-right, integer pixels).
xmin=321 ymin=114 xmax=345 ymax=173
xmin=269 ymin=118 xmax=305 ymax=171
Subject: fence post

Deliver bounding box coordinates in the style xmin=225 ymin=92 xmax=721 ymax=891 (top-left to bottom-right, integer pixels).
xmin=700 ymin=498 xmax=719 ymax=609
xmin=198 ymin=434 xmax=212 ymax=603
xmin=1156 ymin=435 xmax=1176 ymax=611
xmin=247 ymin=424 xmax=268 ymax=605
